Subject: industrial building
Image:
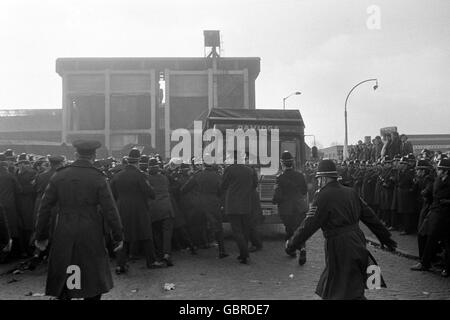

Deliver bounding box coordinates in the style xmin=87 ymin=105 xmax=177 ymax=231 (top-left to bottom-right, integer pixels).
xmin=0 ymin=31 xmax=267 ymax=158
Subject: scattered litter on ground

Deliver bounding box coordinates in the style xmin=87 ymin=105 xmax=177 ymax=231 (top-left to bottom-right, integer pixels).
xmin=164 ymin=283 xmax=175 ymax=291
xmin=289 ymin=274 xmax=294 ymax=279
xmin=422 ymin=292 xmax=429 ymax=295
xmin=131 ymin=289 xmax=139 ymax=293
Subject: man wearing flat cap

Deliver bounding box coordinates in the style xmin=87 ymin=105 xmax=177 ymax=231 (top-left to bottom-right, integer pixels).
xmin=4 ymin=149 xmax=17 ymax=175
xmin=16 ymin=153 xmax=38 ymax=256
xmin=286 ymin=159 xmax=396 ymax=300
xmin=27 ymin=155 xmax=66 ymax=269
xmin=35 ymin=140 xmax=124 ymax=300
xmin=33 ymin=155 xmax=65 ymax=226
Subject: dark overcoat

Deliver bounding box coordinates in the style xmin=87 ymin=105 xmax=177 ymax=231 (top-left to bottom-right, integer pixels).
xmin=0 ymin=167 xmax=21 ymax=237
xmin=182 ymin=167 xmax=222 ymax=217
xmin=361 ymin=169 xmax=377 ymax=206
xmin=221 ymin=164 xmax=258 ymax=215
xmin=0 ymin=204 xmax=10 ymax=248
xmin=147 ymin=172 xmax=174 ymax=222
xmin=288 ymin=181 xmax=395 ymax=300
xmin=35 ymin=159 xmax=123 ymax=299
xmin=379 ymin=167 xmax=395 ymax=211
xmin=417 ymin=174 xmax=435 ymax=235
xmin=16 ymin=169 xmax=37 ymax=231
xmin=272 ymin=168 xmax=308 ymax=216
xmin=33 ymin=168 xmax=59 ymax=240
xmin=396 ymin=168 xmax=416 ymax=214
xmin=426 ymin=176 xmax=450 ymax=237
xmin=110 ymin=165 xmax=155 ymax=242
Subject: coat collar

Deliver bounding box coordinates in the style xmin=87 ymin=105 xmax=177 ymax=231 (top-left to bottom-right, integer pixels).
xmin=70 ymin=159 xmax=94 ymax=168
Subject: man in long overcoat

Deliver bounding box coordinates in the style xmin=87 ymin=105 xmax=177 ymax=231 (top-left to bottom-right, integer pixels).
xmin=35 ymin=140 xmax=123 ymax=300
xmin=221 ymin=151 xmax=258 ymax=264
xmin=0 ymin=156 xmax=21 ymax=259
xmin=397 ymin=157 xmax=418 ymax=234
xmin=287 ymin=159 xmax=396 ymax=300
xmin=0 ymin=204 xmax=12 ymax=258
xmin=148 ymin=157 xmax=175 ymax=267
xmin=181 ymin=156 xmax=228 ymax=258
xmin=411 ymin=159 xmax=450 ymax=277
xmin=16 ymin=153 xmax=37 ymax=256
xmin=413 ymin=159 xmax=435 ymax=259
xmin=273 ymin=151 xmax=308 ymax=264
xmin=110 ymin=148 xmax=162 ymax=273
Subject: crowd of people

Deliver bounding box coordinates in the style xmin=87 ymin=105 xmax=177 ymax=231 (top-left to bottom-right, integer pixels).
xmin=335 ymin=147 xmax=450 ymax=278
xmin=0 ymin=142 xmax=267 ymax=299
xmin=0 ymin=138 xmax=448 ymax=299
xmin=347 ymin=132 xmax=414 ymax=162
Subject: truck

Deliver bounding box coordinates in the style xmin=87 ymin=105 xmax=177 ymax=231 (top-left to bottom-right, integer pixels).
xmin=204 ymin=108 xmax=308 ymax=223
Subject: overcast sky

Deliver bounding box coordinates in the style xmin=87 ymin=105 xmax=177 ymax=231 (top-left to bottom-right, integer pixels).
xmin=0 ymin=0 xmax=448 ymax=147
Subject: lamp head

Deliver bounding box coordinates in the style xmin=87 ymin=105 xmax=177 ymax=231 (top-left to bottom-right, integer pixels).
xmin=373 ymin=80 xmax=378 ymax=91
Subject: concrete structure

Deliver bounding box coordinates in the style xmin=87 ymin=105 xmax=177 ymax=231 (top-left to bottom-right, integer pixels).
xmin=55 ymin=57 xmax=260 ymax=157
xmin=319 ymin=145 xmax=344 ymax=161
xmin=0 ymin=109 xmax=61 ymax=144
xmin=406 ymin=134 xmax=450 ymax=154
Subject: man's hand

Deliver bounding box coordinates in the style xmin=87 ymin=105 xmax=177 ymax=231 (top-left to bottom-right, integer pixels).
xmin=35 ymin=239 xmax=49 ymax=251
xmin=285 ymin=240 xmax=296 ymax=256
xmin=113 ymin=241 xmax=124 ymax=252
xmin=2 ymin=238 xmax=12 ymax=253
xmin=384 ymin=239 xmax=397 ymax=252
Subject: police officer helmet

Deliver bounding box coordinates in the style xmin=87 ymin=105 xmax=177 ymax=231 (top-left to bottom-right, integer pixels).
xmin=437 ymin=159 xmax=450 ymax=170
xmin=315 ymin=159 xmax=338 ymax=178
xmin=281 ymin=151 xmax=294 ymax=167
xmin=416 ymin=159 xmax=432 ymax=170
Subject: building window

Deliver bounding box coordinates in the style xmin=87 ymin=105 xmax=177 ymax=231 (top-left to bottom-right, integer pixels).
xmin=68 ymin=95 xmax=105 ymax=130
xmin=110 ymin=94 xmax=151 ymax=130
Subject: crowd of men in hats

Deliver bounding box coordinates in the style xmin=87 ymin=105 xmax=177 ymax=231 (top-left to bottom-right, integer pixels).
xmin=336 ymin=143 xmax=450 ymax=278
xmin=0 ymin=141 xmax=270 ymax=299
xmin=348 ymin=132 xmax=414 ymax=162
xmin=1 ymin=136 xmax=448 ymax=300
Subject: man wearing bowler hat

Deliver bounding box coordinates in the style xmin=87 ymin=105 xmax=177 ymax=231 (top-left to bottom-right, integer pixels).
xmin=286 ymin=159 xmax=396 ymax=300
xmin=35 ymin=140 xmax=124 ymax=300
xmin=110 ymin=148 xmax=164 ymax=273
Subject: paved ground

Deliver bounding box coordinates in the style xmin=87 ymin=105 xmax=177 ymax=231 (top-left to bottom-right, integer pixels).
xmin=1 ymin=224 xmax=449 ymax=300
xmin=360 ymin=223 xmax=419 ymax=258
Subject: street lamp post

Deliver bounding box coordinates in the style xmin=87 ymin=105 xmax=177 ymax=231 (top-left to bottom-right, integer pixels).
xmin=343 ymin=79 xmax=378 ymax=160
xmin=283 ymin=91 xmax=301 ymax=110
